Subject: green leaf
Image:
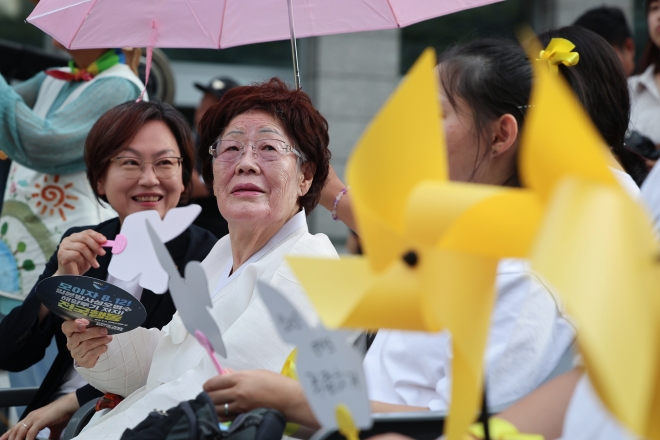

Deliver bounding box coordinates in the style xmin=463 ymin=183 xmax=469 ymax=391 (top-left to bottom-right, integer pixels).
xmin=0 ymin=222 xmax=7 ymax=235
xmin=22 ymin=260 xmax=35 ymax=271
xmin=16 ymin=242 xmax=26 ymax=253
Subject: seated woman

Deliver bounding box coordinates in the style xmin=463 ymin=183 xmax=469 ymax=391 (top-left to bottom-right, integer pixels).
xmin=0 ymin=101 xmax=217 ymax=440
xmin=63 ymin=78 xmax=335 ymax=439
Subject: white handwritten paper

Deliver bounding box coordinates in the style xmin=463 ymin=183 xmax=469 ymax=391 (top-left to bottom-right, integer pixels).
xmin=146 ymin=222 xmax=226 ymax=357
xmin=257 ymin=281 xmax=372 ymax=430
xmin=107 ymin=205 xmax=201 ymax=294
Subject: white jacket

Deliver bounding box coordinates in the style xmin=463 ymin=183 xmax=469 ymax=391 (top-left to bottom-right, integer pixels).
xmin=74 ymin=211 xmax=337 ymax=439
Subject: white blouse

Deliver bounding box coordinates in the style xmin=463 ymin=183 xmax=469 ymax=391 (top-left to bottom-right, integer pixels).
xmin=629 ymin=65 xmax=660 ymax=145
xmin=74 ymin=211 xmax=337 ymax=439
xmin=363 ymin=258 xmax=575 ymax=411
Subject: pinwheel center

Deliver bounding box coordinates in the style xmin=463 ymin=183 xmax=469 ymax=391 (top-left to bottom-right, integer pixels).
xmin=402 ymin=251 xmax=419 ymax=267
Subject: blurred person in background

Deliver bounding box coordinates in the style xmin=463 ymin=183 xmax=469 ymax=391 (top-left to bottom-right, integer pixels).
xmin=573 ymin=6 xmax=636 ymax=77
xmin=628 ymin=0 xmax=660 ymax=156
xmin=187 ymin=76 xmax=239 ymax=239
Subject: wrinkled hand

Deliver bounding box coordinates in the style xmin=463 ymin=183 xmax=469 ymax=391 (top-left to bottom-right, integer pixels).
xmin=203 ymin=370 xmax=297 ymax=421
xmin=0 ymin=391 xmax=79 ymax=440
xmin=63 ymin=318 xmax=112 ymax=368
xmin=55 ymin=230 xmax=107 ymax=276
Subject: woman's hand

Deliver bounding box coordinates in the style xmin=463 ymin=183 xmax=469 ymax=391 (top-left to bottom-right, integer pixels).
xmin=0 ymin=391 xmax=80 ymax=440
xmin=203 ymin=370 xmax=320 ymax=429
xmin=55 ymin=230 xmax=107 ymax=276
xmin=62 ymin=318 xmax=112 ymax=368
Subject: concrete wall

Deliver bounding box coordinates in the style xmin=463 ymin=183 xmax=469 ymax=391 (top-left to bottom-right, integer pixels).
xmin=299 ymin=30 xmax=401 ymax=243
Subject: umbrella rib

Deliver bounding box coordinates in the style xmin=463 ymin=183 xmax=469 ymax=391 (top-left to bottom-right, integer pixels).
xmin=66 ymin=0 xmax=99 ymax=48
xmin=183 ymin=0 xmax=215 ymax=45
xmin=217 ymin=0 xmax=228 ymax=48
xmin=384 ymin=0 xmax=400 ymax=26
xmin=28 ymin=0 xmax=93 ymax=20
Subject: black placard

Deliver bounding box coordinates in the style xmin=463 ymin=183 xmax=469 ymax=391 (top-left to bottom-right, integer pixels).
xmin=37 ymin=275 xmax=147 ymax=334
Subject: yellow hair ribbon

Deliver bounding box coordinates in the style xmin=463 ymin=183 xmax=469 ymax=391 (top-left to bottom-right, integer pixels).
xmin=537 ymin=38 xmax=579 ymax=74
xmin=280 ymin=349 xmax=300 ymax=436
xmin=466 ymin=417 xmax=544 ymax=440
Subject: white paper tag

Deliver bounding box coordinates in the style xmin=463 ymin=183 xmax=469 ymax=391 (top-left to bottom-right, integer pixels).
xmin=257 ymin=281 xmax=372 ymax=430
xmin=146 ymin=222 xmax=226 ymax=357
xmin=107 ymin=205 xmax=201 ymax=294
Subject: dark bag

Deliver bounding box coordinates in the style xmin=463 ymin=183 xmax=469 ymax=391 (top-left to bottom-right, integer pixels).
xmin=120 ymin=392 xmax=286 ymax=440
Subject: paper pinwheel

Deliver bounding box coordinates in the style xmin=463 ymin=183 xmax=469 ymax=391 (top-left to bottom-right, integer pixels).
xmin=288 ymin=49 xmax=542 ymax=440
xmin=519 ymin=40 xmax=660 ymax=439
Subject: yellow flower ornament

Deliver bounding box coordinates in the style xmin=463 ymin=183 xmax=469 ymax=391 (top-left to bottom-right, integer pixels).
xmin=288 ymin=49 xmax=542 ymax=440
xmin=537 ymin=38 xmax=579 ymax=74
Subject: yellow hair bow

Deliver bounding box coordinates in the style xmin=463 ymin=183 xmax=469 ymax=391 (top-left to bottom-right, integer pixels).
xmin=537 ymin=38 xmax=580 ymax=74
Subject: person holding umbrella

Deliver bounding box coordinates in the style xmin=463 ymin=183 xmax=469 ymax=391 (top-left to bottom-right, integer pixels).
xmin=0 ymin=38 xmax=146 ymax=313
xmin=63 ymin=78 xmax=337 ymax=440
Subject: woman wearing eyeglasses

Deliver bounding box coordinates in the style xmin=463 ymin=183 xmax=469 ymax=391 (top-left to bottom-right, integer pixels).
xmin=0 ymin=100 xmax=218 ymax=440
xmin=60 ymin=78 xmax=336 ymax=439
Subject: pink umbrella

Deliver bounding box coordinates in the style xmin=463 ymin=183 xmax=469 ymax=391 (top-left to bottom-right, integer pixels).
xmin=27 ymin=0 xmax=503 ymax=88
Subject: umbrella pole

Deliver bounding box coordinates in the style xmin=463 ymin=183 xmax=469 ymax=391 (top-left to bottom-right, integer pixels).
xmin=287 ymin=0 xmax=301 ymax=89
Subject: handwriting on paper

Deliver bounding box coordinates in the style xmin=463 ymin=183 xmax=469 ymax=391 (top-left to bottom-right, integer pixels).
xmin=257 ymin=281 xmax=371 ymax=430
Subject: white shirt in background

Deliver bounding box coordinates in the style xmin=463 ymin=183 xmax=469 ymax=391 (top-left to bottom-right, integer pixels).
xmin=363 ymin=258 xmax=575 ymax=411
xmin=629 ymin=65 xmax=660 ymax=145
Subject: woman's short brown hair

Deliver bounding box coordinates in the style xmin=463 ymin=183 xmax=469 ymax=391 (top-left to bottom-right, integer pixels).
xmin=85 ymin=100 xmax=195 ymax=204
xmin=198 ymin=78 xmax=331 ymax=213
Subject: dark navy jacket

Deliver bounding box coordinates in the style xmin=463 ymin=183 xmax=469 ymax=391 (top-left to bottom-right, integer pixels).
xmin=0 ymin=217 xmax=217 ymax=417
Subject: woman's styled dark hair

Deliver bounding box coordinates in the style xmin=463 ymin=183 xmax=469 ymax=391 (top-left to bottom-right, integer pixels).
xmin=638 ymin=0 xmax=660 ymax=74
xmin=198 ymin=77 xmax=331 ymax=213
xmin=85 ymin=100 xmax=195 ymax=203
xmin=438 ymin=39 xmax=533 ymax=186
xmin=537 ymin=26 xmax=648 ymax=186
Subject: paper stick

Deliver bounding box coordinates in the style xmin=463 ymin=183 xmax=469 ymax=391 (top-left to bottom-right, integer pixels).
xmin=195 ymin=330 xmax=226 ymax=375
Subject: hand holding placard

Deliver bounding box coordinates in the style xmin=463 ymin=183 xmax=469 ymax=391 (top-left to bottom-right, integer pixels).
xmin=257 ymin=281 xmax=371 ymax=434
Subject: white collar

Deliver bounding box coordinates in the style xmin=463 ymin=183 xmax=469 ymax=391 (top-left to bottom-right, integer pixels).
xmin=633 ymin=65 xmax=659 ymax=98
xmin=212 ymin=210 xmax=307 ymax=297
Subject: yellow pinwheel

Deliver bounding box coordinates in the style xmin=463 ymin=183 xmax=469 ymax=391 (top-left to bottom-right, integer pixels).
xmin=288 ymin=48 xmax=542 ymax=440
xmin=520 ymin=39 xmax=660 ymax=439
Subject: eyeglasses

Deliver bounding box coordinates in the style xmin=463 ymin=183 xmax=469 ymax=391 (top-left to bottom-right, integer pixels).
xmin=113 ymin=156 xmax=183 ymax=179
xmin=209 ymin=138 xmax=305 ymax=163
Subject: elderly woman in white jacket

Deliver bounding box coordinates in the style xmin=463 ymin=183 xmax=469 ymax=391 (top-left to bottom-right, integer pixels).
xmin=61 ymin=78 xmax=336 ymax=439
